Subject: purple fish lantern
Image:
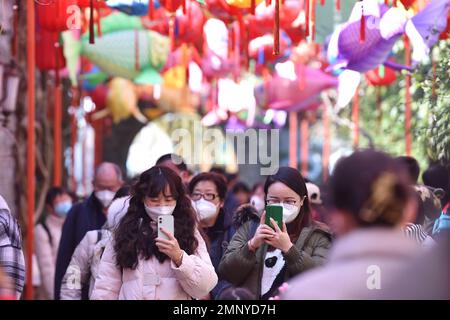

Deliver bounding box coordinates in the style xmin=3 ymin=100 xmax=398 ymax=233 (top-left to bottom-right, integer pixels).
xmin=329 ymin=0 xmax=450 ymax=108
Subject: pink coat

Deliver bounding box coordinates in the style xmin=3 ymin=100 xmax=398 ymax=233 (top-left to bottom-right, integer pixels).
xmin=34 ymin=214 xmax=64 ymax=300
xmin=91 ymin=229 xmax=218 ymax=300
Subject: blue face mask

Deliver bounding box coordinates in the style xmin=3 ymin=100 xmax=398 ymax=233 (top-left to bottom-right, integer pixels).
xmin=54 ymin=201 xmax=72 ymax=217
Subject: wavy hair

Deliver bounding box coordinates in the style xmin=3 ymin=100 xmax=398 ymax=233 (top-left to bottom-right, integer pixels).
xmin=114 ymin=166 xmax=199 ymax=269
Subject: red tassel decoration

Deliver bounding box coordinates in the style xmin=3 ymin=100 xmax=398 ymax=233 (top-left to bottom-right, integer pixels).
xmin=265 ymin=0 xmax=271 ymax=6
xmin=11 ymin=2 xmax=19 ymax=57
xmin=336 ymin=0 xmax=340 ymax=11
xmin=148 ymin=0 xmax=154 ymax=20
xmin=305 ymin=0 xmax=310 ymax=37
xmin=404 ymin=35 xmax=412 ymax=156
xmin=352 ymin=87 xmax=360 ymax=148
xmin=135 ymin=29 xmax=140 ymax=71
xmin=273 ymin=0 xmax=280 ymax=55
xmin=183 ymin=0 xmax=187 ymax=15
xmin=228 ymin=25 xmax=235 ymax=59
xmin=393 ymin=0 xmax=397 ymax=6
xmin=251 ymin=0 xmax=256 ymax=14
xmin=385 ymin=0 xmax=389 ymax=5
xmin=311 ymin=0 xmax=316 ymax=43
xmin=89 ymin=0 xmax=95 ymax=44
xmin=320 ymin=0 xmax=325 ymax=5
xmin=96 ymin=0 xmax=102 ymax=38
xmin=360 ymin=2 xmax=365 ymax=43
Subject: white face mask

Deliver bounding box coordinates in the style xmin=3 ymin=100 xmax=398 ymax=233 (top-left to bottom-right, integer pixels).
xmin=194 ymin=198 xmax=218 ymax=221
xmin=144 ymin=204 xmax=176 ymax=221
xmin=273 ymin=203 xmax=301 ymax=224
xmin=95 ymin=190 xmax=115 ymax=208
xmin=250 ymin=195 xmax=265 ymax=214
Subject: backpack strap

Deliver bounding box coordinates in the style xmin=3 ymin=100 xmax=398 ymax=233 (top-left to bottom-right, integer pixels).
xmin=40 ymin=221 xmax=53 ymax=247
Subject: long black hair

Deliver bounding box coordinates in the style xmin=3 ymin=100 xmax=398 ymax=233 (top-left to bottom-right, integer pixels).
xmin=114 ymin=166 xmax=199 ymax=269
xmin=264 ymin=167 xmax=312 ymax=242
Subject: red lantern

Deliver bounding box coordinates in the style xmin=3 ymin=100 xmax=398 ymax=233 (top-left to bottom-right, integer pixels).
xmin=37 ymin=0 xmax=78 ymax=32
xmin=159 ymin=0 xmax=185 ymax=13
xmin=439 ymin=14 xmax=450 ymax=40
xmin=77 ymin=0 xmax=109 ymax=8
xmin=144 ymin=1 xmax=206 ymax=51
xmin=400 ymin=0 xmax=416 ymax=9
xmin=36 ymin=29 xmax=66 ymax=71
xmin=365 ymin=65 xmax=396 ymax=86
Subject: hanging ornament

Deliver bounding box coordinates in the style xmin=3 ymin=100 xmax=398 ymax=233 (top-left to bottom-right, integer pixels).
xmin=336 ymin=0 xmax=340 ymax=11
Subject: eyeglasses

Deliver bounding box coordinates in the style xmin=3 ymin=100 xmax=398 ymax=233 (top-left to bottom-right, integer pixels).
xmin=191 ymin=193 xmax=218 ymax=201
xmin=266 ymin=198 xmax=298 ymax=206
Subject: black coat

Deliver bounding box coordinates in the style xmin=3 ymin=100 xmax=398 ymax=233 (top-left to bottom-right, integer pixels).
xmin=54 ymin=193 xmax=106 ymax=300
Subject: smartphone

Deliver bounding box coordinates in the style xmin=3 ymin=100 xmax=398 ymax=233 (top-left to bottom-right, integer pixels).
xmin=265 ymin=205 xmax=283 ymax=230
xmin=158 ymin=215 xmax=174 ymax=241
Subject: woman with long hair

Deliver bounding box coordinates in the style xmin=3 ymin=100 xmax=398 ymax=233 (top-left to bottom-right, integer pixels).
xmin=218 ymin=167 xmax=332 ymax=299
xmin=91 ymin=166 xmax=217 ymax=300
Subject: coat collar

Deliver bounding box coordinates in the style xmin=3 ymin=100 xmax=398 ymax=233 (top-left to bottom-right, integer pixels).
xmin=0 ymin=195 xmax=10 ymax=212
xmin=328 ymin=228 xmax=419 ymax=264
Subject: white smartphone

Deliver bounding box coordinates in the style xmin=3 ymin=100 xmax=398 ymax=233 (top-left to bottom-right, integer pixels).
xmin=158 ymin=215 xmax=174 ymax=241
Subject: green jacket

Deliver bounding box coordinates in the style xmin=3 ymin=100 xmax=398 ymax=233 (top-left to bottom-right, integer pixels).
xmin=218 ymin=220 xmax=333 ymax=298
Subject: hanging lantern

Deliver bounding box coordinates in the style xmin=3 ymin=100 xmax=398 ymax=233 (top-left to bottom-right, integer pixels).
xmin=37 ymin=0 xmax=78 ymax=31
xmin=159 ymin=0 xmax=185 ymax=12
xmin=36 ymin=29 xmax=66 ymax=71
xmin=365 ymin=65 xmax=396 ymax=86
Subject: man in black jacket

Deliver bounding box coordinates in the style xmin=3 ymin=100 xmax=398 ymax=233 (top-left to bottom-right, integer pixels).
xmin=54 ymin=162 xmax=123 ymax=300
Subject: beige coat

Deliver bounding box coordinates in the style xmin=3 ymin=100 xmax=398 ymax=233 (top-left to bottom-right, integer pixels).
xmin=283 ymin=228 xmax=420 ymax=299
xmin=34 ymin=214 xmax=64 ymax=300
xmin=91 ymin=229 xmax=218 ymax=300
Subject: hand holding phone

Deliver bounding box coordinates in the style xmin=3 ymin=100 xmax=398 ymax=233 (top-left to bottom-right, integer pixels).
xmin=265 ymin=205 xmax=283 ymax=230
xmin=158 ymin=215 xmax=174 ymax=241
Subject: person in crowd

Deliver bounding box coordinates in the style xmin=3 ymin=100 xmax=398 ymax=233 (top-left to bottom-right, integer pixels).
xmin=60 ymin=186 xmax=131 ymax=300
xmin=188 ymin=172 xmax=235 ymax=299
xmin=376 ymin=231 xmax=450 ymax=299
xmin=422 ymin=163 xmax=450 ymax=208
xmin=232 ymin=182 xmax=251 ymax=206
xmin=34 ymin=187 xmax=73 ymax=299
xmin=219 ymin=167 xmax=332 ymax=299
xmin=54 ymin=162 xmax=123 ymax=299
xmin=210 ymin=167 xmax=240 ymax=219
xmin=156 ymin=153 xmax=191 ymax=186
xmin=250 ymin=182 xmax=265 ymax=216
xmin=396 ymin=156 xmax=442 ymax=234
xmin=91 ymin=166 xmax=217 ymax=300
xmin=0 ymin=195 xmax=25 ymax=299
xmin=218 ymin=286 xmax=256 ymax=300
xmin=283 ymin=150 xmax=420 ymax=299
